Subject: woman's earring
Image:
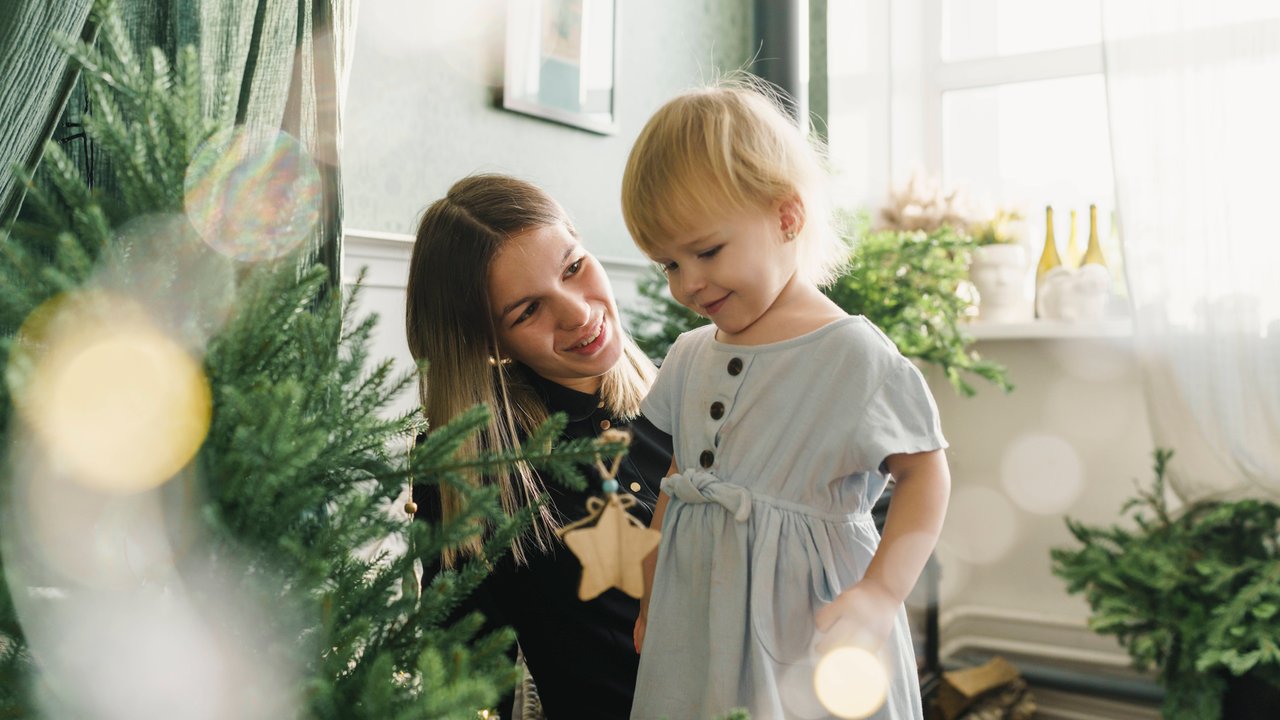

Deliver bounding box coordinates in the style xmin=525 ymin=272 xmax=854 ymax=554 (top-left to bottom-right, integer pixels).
xmin=784 ymin=229 xmax=798 ymax=241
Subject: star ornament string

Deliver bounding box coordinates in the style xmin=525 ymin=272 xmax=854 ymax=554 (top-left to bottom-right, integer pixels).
xmin=557 ymin=429 xmax=661 ymax=601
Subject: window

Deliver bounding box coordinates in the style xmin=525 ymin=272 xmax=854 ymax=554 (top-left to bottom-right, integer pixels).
xmin=825 ymin=0 xmax=1116 ymax=256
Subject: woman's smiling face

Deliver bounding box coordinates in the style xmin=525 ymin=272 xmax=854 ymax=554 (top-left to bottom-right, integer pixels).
xmin=488 ymin=223 xmax=623 ymax=393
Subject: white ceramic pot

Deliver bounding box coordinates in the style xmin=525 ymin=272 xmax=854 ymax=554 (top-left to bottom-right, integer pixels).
xmin=970 ymin=244 xmax=1032 ymax=323
xmin=1037 ymin=264 xmax=1110 ymax=322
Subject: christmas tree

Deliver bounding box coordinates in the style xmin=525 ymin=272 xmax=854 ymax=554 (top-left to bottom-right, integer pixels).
xmin=0 ymin=3 xmax=617 ymax=717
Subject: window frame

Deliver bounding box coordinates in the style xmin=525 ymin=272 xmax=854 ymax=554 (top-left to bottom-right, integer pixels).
xmin=919 ymin=0 xmax=1106 ymax=182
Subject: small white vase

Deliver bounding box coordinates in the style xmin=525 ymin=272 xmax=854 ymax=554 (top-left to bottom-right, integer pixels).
xmin=1037 ymin=264 xmax=1110 ymax=322
xmin=970 ymin=244 xmax=1032 ymax=323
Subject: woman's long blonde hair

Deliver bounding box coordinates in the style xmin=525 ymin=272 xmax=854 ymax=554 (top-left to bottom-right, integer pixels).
xmin=406 ymin=174 xmax=656 ymax=566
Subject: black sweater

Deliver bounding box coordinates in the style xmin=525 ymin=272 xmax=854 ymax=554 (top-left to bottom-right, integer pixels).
xmin=414 ymin=374 xmax=672 ymax=719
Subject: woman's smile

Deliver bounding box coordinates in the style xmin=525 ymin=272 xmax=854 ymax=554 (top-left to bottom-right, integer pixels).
xmin=566 ymin=316 xmax=608 ymax=354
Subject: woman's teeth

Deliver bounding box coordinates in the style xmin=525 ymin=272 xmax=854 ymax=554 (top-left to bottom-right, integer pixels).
xmin=574 ymin=324 xmax=601 ymax=348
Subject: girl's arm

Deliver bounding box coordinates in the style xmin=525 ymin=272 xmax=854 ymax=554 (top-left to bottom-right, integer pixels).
xmin=815 ymin=448 xmax=951 ymax=651
xmin=634 ymin=457 xmax=676 ymax=652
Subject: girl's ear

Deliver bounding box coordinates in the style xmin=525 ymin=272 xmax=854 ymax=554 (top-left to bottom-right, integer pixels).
xmin=778 ymin=196 xmax=806 ymax=241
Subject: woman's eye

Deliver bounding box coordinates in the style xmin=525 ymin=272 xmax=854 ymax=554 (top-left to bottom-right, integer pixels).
xmin=513 ymin=301 xmax=538 ymax=325
xmin=565 ymin=258 xmax=583 ymax=277
xmin=697 ymin=245 xmax=722 ymax=260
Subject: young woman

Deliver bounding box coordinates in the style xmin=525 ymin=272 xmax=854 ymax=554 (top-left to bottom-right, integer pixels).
xmin=405 ymin=174 xmax=671 ymax=718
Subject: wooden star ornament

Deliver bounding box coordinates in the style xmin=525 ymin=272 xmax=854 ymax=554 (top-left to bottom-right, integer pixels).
xmin=560 ymin=494 xmax=661 ymax=600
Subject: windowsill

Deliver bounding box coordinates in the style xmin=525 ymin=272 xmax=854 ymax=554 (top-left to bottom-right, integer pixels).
xmin=964 ymin=318 xmax=1133 ymax=340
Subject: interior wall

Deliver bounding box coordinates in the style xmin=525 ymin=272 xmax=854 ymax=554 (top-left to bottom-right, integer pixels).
xmin=341 ymin=0 xmax=753 ymax=260
xmin=920 ymin=338 xmax=1156 ymax=668
xmin=342 ymin=0 xmax=754 ymax=415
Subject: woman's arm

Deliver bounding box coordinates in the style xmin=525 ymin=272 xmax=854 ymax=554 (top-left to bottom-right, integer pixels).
xmin=634 ymin=457 xmax=676 ymax=652
xmin=815 ymin=448 xmax=950 ymax=651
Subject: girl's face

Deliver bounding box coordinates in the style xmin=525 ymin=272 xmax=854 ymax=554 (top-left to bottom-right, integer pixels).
xmin=488 ymin=224 xmax=623 ymax=393
xmin=650 ymin=200 xmax=802 ymax=342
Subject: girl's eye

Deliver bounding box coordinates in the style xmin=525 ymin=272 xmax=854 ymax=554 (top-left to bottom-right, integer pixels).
xmin=661 ymin=260 xmax=679 ymax=274
xmin=697 ymin=245 xmax=722 ymax=260
xmin=513 ymin=301 xmax=538 ymax=326
xmin=565 ymin=258 xmax=583 ymax=277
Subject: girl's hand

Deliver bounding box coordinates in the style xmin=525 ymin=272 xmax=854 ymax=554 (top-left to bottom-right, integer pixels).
xmin=814 ymin=580 xmax=898 ymax=655
xmin=633 ymin=612 xmax=647 ymax=653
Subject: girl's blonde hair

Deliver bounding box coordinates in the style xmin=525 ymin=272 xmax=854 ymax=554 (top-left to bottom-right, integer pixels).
xmin=621 ymin=78 xmax=848 ymax=287
xmin=406 ymin=174 xmax=656 ymax=567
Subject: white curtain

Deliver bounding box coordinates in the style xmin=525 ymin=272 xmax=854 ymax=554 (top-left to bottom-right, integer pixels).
xmin=1103 ymin=0 xmax=1280 ymax=501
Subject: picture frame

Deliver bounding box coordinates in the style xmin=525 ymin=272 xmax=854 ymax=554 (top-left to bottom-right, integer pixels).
xmin=502 ymin=0 xmax=619 ymax=135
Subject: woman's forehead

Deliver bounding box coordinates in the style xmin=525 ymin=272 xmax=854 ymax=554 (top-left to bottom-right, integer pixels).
xmin=494 ymin=225 xmax=578 ymax=267
xmin=487 ymin=226 xmax=582 ymax=307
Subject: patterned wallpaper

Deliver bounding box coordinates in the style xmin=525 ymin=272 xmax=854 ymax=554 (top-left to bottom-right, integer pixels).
xmin=341 ymin=0 xmax=752 ymax=262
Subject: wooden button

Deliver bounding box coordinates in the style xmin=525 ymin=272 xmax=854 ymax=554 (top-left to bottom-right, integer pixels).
xmin=629 ymin=482 xmax=642 ymax=493
xmin=727 ymin=357 xmax=743 ymax=375
xmin=710 ymin=401 xmax=725 ymax=420
xmin=699 ymin=450 xmax=714 ymax=468
xmin=599 ymin=419 xmax=611 ymax=430
xmin=597 ymin=400 xmax=605 ymax=408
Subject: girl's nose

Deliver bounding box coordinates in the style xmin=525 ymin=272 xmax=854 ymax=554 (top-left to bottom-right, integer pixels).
xmin=555 ymin=293 xmax=592 ymax=330
xmin=678 ymin=266 xmax=706 ymax=296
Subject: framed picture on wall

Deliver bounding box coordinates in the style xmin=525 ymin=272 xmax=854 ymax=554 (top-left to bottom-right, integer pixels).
xmin=502 ymin=0 xmax=619 ymax=135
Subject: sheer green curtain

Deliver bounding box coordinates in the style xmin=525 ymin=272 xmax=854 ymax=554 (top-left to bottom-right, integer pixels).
xmin=0 ymin=1 xmax=96 ymax=223
xmin=0 ymin=0 xmax=357 ymax=286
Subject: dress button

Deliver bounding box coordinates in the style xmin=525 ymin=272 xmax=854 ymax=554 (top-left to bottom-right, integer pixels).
xmin=629 ymin=482 xmax=642 ymax=493
xmin=727 ymin=357 xmax=744 ymax=376
xmin=710 ymin=401 xmax=724 ymax=420
xmin=599 ymin=419 xmax=611 ymax=430
xmin=597 ymin=400 xmax=605 ymax=409
xmin=700 ymin=450 xmax=714 ymax=468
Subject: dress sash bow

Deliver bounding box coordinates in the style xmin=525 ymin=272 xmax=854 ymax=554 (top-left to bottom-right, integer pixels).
xmin=661 ymin=468 xmax=752 ymax=522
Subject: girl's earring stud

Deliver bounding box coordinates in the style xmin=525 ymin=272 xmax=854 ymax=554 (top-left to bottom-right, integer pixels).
xmin=785 ymin=230 xmax=798 ymax=240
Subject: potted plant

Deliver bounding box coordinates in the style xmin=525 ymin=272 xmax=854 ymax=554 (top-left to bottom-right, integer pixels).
xmin=1051 ymin=450 xmax=1280 ymax=719
xmin=823 ymin=221 xmax=1011 ymax=397
xmin=967 ymin=209 xmax=1032 ymax=323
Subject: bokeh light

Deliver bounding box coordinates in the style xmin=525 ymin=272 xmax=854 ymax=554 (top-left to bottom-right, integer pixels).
xmin=927 ymin=541 xmax=973 ymax=607
xmin=13 ymin=447 xmax=182 ymax=586
xmin=813 ymin=646 xmax=890 ymax=719
xmin=1000 ymin=432 xmax=1084 ymax=515
xmin=11 ymin=294 xmax=211 ymax=494
xmin=184 ymin=127 xmax=322 ymax=262
xmin=97 ymin=214 xmax=237 ymax=350
xmin=779 ymin=658 xmax=830 ymax=719
xmin=14 ymin=582 xmax=299 ymax=720
xmin=939 ymin=487 xmax=1019 ymax=565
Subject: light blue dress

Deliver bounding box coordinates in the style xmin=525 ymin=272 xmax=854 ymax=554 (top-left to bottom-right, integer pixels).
xmin=631 ymin=316 xmax=947 ymax=720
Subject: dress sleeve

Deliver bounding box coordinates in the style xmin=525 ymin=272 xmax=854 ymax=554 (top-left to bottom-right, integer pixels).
xmin=639 ymin=334 xmax=685 ymax=435
xmin=854 ymin=355 xmax=948 ymax=475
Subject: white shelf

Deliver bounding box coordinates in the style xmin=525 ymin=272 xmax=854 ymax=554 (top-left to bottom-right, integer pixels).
xmin=963 ymin=318 xmax=1133 ymax=340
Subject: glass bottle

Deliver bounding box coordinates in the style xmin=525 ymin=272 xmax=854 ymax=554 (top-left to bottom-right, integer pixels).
xmin=1104 ymin=208 xmax=1127 ymax=298
xmin=1082 ymin=204 xmax=1106 ymax=266
xmin=1036 ymin=205 xmax=1062 ymax=280
xmin=1035 ymin=205 xmax=1062 ymax=318
xmin=1065 ymin=209 xmax=1083 ymax=268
